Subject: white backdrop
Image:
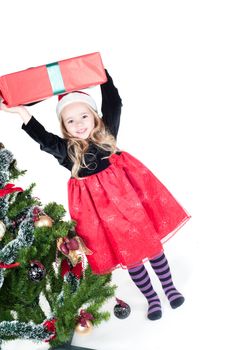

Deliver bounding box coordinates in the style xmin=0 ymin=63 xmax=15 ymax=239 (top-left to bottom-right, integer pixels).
xmin=0 ymin=1 xmax=232 ymax=349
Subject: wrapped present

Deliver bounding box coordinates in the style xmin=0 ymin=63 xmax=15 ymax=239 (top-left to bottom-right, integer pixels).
xmin=0 ymin=52 xmax=107 ymax=107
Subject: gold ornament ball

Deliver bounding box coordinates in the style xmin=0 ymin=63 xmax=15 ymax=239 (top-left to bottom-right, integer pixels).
xmin=34 ymin=215 xmax=53 ymax=228
xmin=0 ymin=220 xmax=6 ymax=240
xmin=75 ymin=320 xmax=93 ymax=336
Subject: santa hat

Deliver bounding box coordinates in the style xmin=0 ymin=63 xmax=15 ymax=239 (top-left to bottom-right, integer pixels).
xmin=56 ymin=91 xmax=98 ymax=119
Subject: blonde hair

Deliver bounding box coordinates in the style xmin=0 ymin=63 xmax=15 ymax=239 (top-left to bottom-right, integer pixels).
xmin=60 ymin=105 xmax=118 ymax=178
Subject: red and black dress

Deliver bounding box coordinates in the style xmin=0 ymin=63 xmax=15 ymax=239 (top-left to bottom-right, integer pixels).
xmin=22 ymin=70 xmax=190 ymax=275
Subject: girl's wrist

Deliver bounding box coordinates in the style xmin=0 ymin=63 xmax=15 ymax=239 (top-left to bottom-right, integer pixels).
xmin=19 ymin=107 xmax=32 ymax=124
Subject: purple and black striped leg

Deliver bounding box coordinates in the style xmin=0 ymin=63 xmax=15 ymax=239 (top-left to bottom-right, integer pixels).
xmin=128 ymin=264 xmax=162 ymax=320
xmin=149 ymin=252 xmax=185 ymax=309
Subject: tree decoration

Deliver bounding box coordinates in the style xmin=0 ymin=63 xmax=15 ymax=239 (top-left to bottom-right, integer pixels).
xmin=75 ymin=310 xmax=94 ymax=336
xmin=57 ymin=235 xmax=93 ymax=267
xmin=43 ymin=318 xmax=57 ymax=342
xmin=33 ymin=207 xmax=54 ymax=228
xmin=34 ymin=214 xmax=54 ymax=228
xmin=0 ymin=221 xmax=6 ymax=240
xmin=28 ymin=260 xmax=46 ymax=282
xmin=61 ymin=259 xmax=83 ymax=280
xmin=114 ymin=298 xmax=131 ymax=319
xmin=0 ymin=209 xmax=35 ymax=275
xmin=0 ymin=183 xmax=23 ymax=197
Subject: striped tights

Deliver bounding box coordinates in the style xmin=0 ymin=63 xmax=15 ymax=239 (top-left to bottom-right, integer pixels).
xmin=128 ymin=252 xmax=184 ymax=320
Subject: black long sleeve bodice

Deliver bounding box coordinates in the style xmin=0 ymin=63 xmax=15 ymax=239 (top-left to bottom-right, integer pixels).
xmin=22 ymin=70 xmax=122 ymax=178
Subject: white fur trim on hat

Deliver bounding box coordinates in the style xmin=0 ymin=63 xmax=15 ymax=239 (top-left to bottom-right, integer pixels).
xmin=56 ymin=92 xmax=98 ymax=119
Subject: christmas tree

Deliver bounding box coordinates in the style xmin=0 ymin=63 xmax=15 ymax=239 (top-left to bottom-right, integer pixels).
xmin=0 ymin=143 xmax=116 ymax=349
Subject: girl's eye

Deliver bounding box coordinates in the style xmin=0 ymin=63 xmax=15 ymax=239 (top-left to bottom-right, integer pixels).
xmin=68 ymin=120 xmax=73 ymax=124
xmin=82 ymin=114 xmax=88 ymax=119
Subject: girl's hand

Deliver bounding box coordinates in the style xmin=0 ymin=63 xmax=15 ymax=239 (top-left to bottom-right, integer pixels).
xmin=0 ymin=99 xmax=32 ymax=124
xmin=0 ymin=99 xmax=27 ymax=113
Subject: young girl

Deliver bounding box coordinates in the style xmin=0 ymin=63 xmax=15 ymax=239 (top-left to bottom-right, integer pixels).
xmin=0 ymin=69 xmax=190 ymax=321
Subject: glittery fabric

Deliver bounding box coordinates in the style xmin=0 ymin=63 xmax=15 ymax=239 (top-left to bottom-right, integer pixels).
xmin=67 ymin=152 xmax=190 ymax=274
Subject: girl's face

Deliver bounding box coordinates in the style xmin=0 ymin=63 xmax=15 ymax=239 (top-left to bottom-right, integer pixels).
xmin=61 ymin=102 xmax=95 ymax=139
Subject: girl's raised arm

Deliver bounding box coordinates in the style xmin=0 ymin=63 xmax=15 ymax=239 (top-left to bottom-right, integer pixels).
xmin=0 ymin=99 xmax=71 ymax=170
xmin=100 ymin=69 xmax=122 ymax=139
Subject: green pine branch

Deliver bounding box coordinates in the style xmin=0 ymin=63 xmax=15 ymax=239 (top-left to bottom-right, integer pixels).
xmin=8 ymin=160 xmax=26 ymax=181
xmin=7 ymin=184 xmax=39 ymax=219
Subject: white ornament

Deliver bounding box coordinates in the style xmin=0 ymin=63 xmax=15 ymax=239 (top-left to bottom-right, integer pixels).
xmin=0 ymin=220 xmax=6 ymax=240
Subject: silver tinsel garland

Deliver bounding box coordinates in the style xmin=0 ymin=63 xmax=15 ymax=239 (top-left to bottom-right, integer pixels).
xmin=0 ymin=208 xmax=35 ymax=265
xmin=0 ymin=320 xmax=50 ymax=341
xmin=0 ymin=149 xmax=14 ymax=185
xmin=0 ymin=149 xmax=14 ymax=223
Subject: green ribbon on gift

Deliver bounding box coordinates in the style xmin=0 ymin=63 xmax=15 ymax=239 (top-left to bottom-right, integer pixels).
xmin=46 ymin=62 xmax=66 ymax=95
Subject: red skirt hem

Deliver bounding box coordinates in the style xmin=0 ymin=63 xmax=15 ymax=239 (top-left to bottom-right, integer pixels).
xmin=88 ymin=215 xmax=190 ymax=275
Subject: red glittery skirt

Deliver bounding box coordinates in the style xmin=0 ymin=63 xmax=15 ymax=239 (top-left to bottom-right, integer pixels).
xmin=67 ymin=151 xmax=190 ymax=274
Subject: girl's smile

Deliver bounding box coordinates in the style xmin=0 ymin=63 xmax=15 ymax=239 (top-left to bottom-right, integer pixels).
xmin=76 ymin=128 xmax=87 ymax=135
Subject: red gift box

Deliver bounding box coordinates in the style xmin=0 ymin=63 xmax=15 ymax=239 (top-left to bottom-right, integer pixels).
xmin=0 ymin=52 xmax=107 ymax=107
